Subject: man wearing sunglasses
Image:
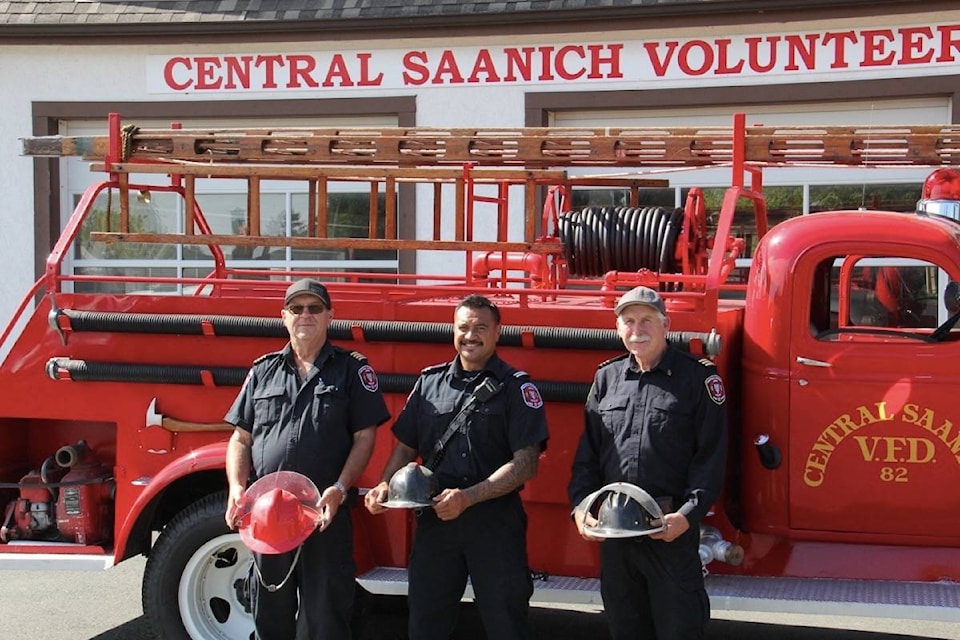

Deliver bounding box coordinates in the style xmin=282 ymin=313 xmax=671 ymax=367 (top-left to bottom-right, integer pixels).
xmin=224 ymin=278 xmax=390 ymax=640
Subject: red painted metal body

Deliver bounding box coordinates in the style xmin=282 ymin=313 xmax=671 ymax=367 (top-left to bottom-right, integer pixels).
xmin=3 ymin=114 xmax=960 ymax=636
xmin=737 ymin=210 xmax=960 ymax=580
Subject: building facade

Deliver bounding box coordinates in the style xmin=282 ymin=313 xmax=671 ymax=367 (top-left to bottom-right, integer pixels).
xmin=1 ymin=0 xmax=959 ymax=327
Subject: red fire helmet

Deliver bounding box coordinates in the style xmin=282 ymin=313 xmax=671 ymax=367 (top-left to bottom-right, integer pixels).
xmin=236 ymin=471 xmax=321 ymax=554
xmin=917 ymin=168 xmax=960 ymax=220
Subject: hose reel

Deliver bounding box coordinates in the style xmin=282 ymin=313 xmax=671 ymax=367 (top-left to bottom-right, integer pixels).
xmin=557 ymin=204 xmax=708 ymax=283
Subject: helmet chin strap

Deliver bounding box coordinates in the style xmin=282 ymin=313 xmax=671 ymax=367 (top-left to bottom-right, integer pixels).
xmin=252 ymin=545 xmax=303 ymax=593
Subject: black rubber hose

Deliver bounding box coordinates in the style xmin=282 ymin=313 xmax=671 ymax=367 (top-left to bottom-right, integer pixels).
xmin=559 ymin=205 xmax=687 ymax=277
xmin=44 ymin=359 xmax=593 ymax=403
xmin=45 ymin=357 xmax=247 ymax=386
xmin=639 ymin=206 xmax=654 ymax=269
xmin=600 ymin=206 xmax=615 ymax=274
xmin=328 ymin=321 xmax=450 ymax=344
xmin=627 ymin=206 xmax=642 ymax=272
xmin=51 ymin=309 xmax=287 ymax=338
xmin=50 ymin=310 xmax=720 ymax=355
xmin=619 ymin=206 xmax=634 ymax=273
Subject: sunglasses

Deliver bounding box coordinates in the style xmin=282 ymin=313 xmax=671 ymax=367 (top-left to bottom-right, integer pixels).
xmin=285 ymin=304 xmax=326 ymax=315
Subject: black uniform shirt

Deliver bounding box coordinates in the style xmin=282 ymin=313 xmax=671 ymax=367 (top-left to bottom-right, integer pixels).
xmin=568 ymin=347 xmax=727 ymax=527
xmin=393 ymin=353 xmax=549 ymax=492
xmin=225 ymin=341 xmax=390 ymax=489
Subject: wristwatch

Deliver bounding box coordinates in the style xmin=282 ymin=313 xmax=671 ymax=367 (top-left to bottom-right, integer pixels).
xmin=332 ymin=480 xmax=348 ymax=504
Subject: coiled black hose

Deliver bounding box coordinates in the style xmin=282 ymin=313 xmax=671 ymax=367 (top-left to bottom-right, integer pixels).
xmin=557 ymin=205 xmax=685 ymax=277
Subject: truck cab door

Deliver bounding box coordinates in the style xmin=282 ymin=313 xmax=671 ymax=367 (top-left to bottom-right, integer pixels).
xmin=789 ymin=251 xmax=960 ymax=538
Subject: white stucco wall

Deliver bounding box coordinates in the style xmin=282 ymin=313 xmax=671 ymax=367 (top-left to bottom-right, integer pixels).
xmin=2 ymin=7 xmax=960 ymax=330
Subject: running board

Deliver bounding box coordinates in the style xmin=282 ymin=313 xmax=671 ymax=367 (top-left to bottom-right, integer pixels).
xmin=357 ymin=567 xmax=960 ymax=623
xmin=0 ymin=553 xmax=114 ymax=571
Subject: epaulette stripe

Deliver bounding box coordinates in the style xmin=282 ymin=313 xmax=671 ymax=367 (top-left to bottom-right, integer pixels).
xmin=597 ymin=353 xmax=629 ymax=370
xmin=421 ymin=362 xmax=448 ymax=374
xmin=698 ymin=358 xmax=716 ymax=368
xmin=252 ymin=351 xmax=283 ymax=365
xmin=350 ymin=351 xmax=368 ymax=362
xmin=513 ymin=370 xmax=530 ymax=378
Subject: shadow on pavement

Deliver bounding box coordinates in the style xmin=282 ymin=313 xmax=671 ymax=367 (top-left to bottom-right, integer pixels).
xmin=85 ymin=602 xmax=926 ymax=640
xmin=89 ymin=616 xmax=157 ymax=640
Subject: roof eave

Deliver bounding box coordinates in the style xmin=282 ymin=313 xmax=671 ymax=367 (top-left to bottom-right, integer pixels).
xmin=0 ymin=0 xmax=937 ymax=42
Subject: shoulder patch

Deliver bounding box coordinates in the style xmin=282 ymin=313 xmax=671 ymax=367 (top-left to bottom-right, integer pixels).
xmin=698 ymin=357 xmax=716 ymax=368
xmin=350 ymin=351 xmax=368 ymax=362
xmin=358 ymin=363 xmax=379 ymax=392
xmin=520 ymin=381 xmax=544 ymax=409
xmin=704 ymin=374 xmax=726 ymax=405
xmin=597 ymin=353 xmax=629 ymax=370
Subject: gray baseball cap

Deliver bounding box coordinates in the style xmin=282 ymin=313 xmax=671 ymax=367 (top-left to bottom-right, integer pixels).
xmin=614 ymin=286 xmax=666 ymax=316
xmin=284 ymin=278 xmax=332 ymax=308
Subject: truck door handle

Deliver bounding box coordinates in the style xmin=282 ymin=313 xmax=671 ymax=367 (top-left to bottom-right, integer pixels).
xmin=796 ymin=356 xmax=832 ymax=368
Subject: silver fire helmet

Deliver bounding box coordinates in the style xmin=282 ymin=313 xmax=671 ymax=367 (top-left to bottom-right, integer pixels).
xmin=382 ymin=462 xmax=437 ymax=509
xmin=577 ymin=482 xmax=666 ymax=539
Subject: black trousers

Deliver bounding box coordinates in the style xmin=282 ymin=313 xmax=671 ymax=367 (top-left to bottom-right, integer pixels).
xmin=251 ymin=508 xmax=356 ymax=640
xmin=599 ymin=530 xmax=709 ymax=640
xmin=407 ymin=495 xmax=534 ymax=640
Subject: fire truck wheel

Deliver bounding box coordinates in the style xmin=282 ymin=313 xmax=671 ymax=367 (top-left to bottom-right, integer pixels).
xmin=142 ymin=491 xmax=255 ymax=640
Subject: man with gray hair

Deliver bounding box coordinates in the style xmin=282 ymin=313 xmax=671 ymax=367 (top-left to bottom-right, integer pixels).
xmin=225 ymin=278 xmax=390 ymax=640
xmin=568 ymin=285 xmax=727 ymax=640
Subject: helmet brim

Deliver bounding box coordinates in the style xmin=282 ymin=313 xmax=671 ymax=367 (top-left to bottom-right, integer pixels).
xmin=585 ymin=524 xmax=665 ymax=539
xmin=381 ymin=499 xmax=433 ymax=509
xmin=576 ymin=482 xmax=667 ymax=540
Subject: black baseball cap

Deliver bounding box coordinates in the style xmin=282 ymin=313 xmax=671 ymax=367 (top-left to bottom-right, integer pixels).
xmin=614 ymin=286 xmax=666 ymax=316
xmin=283 ymin=278 xmax=332 ymax=309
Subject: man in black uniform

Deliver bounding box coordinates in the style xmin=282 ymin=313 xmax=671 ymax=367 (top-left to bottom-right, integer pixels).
xmin=224 ymin=278 xmax=390 ymax=640
xmin=364 ymin=294 xmax=549 ymax=640
xmin=568 ymin=285 xmax=727 ymax=640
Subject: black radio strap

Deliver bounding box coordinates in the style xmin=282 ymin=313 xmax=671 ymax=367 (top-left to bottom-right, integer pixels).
xmin=423 ymin=376 xmax=503 ymax=471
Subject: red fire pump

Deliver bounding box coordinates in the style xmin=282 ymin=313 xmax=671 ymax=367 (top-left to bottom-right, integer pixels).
xmin=1 ymin=440 xmax=114 ymax=545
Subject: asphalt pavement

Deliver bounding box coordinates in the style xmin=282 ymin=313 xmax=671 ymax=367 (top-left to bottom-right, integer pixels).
xmin=1 ymin=556 xmax=957 ymax=640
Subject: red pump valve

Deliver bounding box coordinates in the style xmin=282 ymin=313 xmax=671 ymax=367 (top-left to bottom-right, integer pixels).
xmin=917 ymin=168 xmax=960 ymax=220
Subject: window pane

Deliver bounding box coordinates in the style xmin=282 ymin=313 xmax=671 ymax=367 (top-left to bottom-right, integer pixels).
xmin=810 ymin=184 xmax=921 ymax=214
xmin=290 ymin=192 xmax=396 ymax=263
xmin=75 ymin=190 xmax=179 ymax=260
xmin=809 ymin=255 xmax=941 ymax=335
xmin=570 ymin=187 xmax=674 ymax=209
xmin=684 ymin=185 xmax=802 ymax=260
xmin=187 ymin=193 xmax=287 ymax=261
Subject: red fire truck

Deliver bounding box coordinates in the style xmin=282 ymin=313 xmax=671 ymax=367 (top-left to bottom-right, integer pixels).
xmin=2 ymin=114 xmax=959 ymax=639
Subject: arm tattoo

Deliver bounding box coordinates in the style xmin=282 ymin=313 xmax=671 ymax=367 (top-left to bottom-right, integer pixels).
xmin=464 ymin=444 xmax=540 ymax=506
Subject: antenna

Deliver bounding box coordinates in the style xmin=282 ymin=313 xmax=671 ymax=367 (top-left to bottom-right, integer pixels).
xmin=859 ymin=104 xmax=878 ymax=211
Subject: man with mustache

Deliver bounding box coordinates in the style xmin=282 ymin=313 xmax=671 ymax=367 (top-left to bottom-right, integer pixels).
xmin=225 ymin=278 xmax=390 ymax=640
xmin=365 ymin=294 xmax=549 ymax=640
xmin=568 ymin=285 xmax=727 ymax=640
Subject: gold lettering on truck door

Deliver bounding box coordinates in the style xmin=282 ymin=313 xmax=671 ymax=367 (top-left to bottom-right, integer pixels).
xmin=802 ymin=401 xmax=958 ymax=487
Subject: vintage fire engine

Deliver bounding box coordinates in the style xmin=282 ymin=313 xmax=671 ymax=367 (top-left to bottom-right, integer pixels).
xmin=2 ymin=114 xmax=959 ymax=639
